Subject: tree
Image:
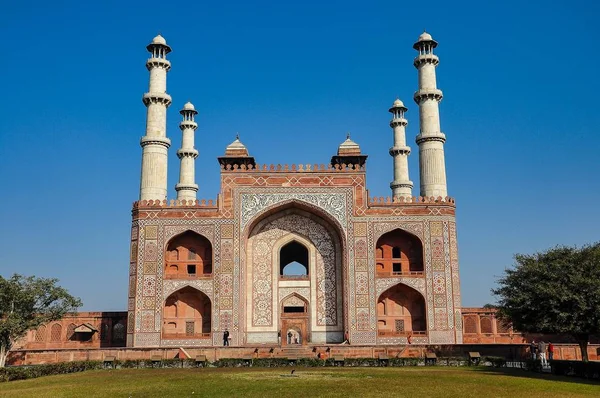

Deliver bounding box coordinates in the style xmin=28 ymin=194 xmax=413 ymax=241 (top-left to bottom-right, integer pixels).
xmin=493 ymin=243 xmax=600 ymax=362
xmin=0 ymin=274 xmax=82 ymax=367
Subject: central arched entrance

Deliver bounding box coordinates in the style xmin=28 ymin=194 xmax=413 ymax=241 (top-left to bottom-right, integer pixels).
xmin=244 ymin=204 xmax=344 ymax=345
xmin=281 ymin=294 xmax=309 ymax=345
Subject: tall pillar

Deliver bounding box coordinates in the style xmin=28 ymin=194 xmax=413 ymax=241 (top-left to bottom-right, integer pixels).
xmin=175 ymin=102 xmax=199 ymax=201
xmin=389 ymin=99 xmax=413 ymax=198
xmin=413 ymin=32 xmax=447 ymax=198
xmin=140 ymin=35 xmax=172 ymax=201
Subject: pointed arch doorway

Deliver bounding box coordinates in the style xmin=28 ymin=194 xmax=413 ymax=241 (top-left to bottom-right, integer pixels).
xmin=280 ymin=294 xmax=309 ymax=346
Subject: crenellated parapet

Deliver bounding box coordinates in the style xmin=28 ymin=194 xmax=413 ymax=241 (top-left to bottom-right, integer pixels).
xmin=220 ymin=163 xmax=365 ymax=172
xmin=368 ymin=195 xmax=455 ymax=206
xmin=133 ymin=199 xmax=218 ymax=208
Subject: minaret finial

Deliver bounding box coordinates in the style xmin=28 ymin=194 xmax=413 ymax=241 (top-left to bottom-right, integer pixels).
xmin=236 ymin=133 xmax=240 ymax=140
xmin=346 ymin=132 xmax=351 ymax=140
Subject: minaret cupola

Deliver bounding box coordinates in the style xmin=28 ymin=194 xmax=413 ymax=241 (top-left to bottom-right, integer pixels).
xmin=389 ymin=99 xmax=413 ymax=198
xmin=330 ymin=133 xmax=368 ymax=168
xmin=218 ymin=135 xmax=256 ymax=169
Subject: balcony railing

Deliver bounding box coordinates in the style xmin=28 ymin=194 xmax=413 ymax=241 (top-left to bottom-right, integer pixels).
xmin=377 ymin=330 xmax=427 ymax=337
xmin=162 ymin=333 xmax=211 ymax=340
xmin=279 ymin=274 xmax=309 ymax=281
xmin=164 ymin=273 xmax=212 ymax=280
xmin=376 ymin=270 xmax=424 ymax=278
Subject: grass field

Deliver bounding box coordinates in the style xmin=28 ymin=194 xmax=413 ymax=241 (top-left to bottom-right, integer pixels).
xmin=0 ymin=367 xmax=598 ymax=397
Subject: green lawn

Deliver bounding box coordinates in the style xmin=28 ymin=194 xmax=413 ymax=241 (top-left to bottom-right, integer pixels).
xmin=0 ymin=367 xmax=598 ymax=398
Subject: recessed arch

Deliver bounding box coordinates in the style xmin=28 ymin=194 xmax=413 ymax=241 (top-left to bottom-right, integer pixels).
xmin=162 ymin=286 xmax=212 ymax=339
xmin=376 ymin=228 xmax=424 ymax=276
xmin=281 ymin=293 xmax=309 ymax=314
xmin=244 ymin=201 xmax=346 ymax=344
xmin=280 ymin=240 xmax=309 ymax=276
xmin=377 ymin=283 xmax=426 ymax=337
xmin=164 ymin=230 xmax=213 ymax=277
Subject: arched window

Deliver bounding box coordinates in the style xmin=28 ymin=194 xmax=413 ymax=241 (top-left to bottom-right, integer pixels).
xmin=375 ymin=229 xmax=424 ymax=276
xmin=463 ymin=316 xmax=477 ymax=334
xmin=113 ymin=323 xmax=125 ymax=342
xmin=377 ymin=284 xmax=426 ymax=336
xmin=50 ymin=324 xmax=62 ymax=342
xmin=66 ymin=323 xmax=77 ymax=340
xmin=480 ymin=317 xmax=493 ymax=334
xmin=100 ymin=323 xmax=110 ymax=341
xmin=282 ymin=295 xmax=308 ymax=314
xmin=280 ymin=241 xmax=309 ymax=276
xmin=496 ymin=319 xmax=510 ymax=334
xmin=35 ymin=325 xmax=46 ymax=342
xmin=165 ymin=231 xmax=213 ymax=277
xmin=162 ymin=287 xmax=211 ymax=338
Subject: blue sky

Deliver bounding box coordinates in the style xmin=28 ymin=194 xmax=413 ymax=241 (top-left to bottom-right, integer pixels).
xmin=0 ymin=0 xmax=598 ymax=310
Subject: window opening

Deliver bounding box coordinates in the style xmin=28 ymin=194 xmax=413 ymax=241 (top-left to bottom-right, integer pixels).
xmin=283 ymin=306 xmax=305 ymax=313
xmin=280 ymin=241 xmax=309 ymax=276
xmin=185 ymin=321 xmax=194 ymax=335
xmin=395 ymin=320 xmax=405 ymax=333
xmin=187 ymin=264 xmax=196 ymax=275
xmin=392 ymin=247 xmax=401 ymax=258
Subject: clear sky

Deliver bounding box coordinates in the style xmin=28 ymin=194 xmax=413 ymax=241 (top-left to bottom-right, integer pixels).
xmin=0 ymin=0 xmax=598 ymax=311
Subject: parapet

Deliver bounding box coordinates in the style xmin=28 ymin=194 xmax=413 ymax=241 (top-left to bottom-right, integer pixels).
xmin=220 ymin=163 xmax=365 ymax=172
xmin=368 ymin=196 xmax=455 ymax=206
xmin=133 ymin=199 xmax=218 ymax=208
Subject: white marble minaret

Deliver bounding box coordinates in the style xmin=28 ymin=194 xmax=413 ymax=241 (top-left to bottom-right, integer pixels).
xmin=175 ymin=102 xmax=199 ymax=201
xmin=413 ymin=32 xmax=447 ymax=198
xmin=389 ymin=99 xmax=413 ymax=198
xmin=140 ymin=35 xmax=172 ymax=201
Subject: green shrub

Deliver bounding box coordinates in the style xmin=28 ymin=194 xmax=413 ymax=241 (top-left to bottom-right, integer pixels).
xmin=0 ymin=361 xmax=103 ymax=383
xmin=551 ymin=360 xmax=600 ymax=379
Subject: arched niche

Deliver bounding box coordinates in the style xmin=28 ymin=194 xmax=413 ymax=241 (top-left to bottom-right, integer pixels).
xmin=281 ymin=294 xmax=309 ymax=314
xmin=377 ymin=283 xmax=426 ymax=336
xmin=162 ymin=286 xmax=211 ymax=339
xmin=165 ymin=231 xmax=213 ymax=278
xmin=244 ymin=203 xmax=345 ymax=344
xmin=280 ymin=240 xmax=309 ymax=277
xmin=375 ymin=228 xmax=424 ymax=276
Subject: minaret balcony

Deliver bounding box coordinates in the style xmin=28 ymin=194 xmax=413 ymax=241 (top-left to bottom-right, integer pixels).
xmin=389 ymin=146 xmax=411 ymax=156
xmin=175 ymin=183 xmax=199 ymax=192
xmin=143 ymin=92 xmax=172 ymax=106
xmin=179 ymin=121 xmax=198 ymax=130
xmin=413 ymin=89 xmax=443 ymax=104
xmin=176 ymin=149 xmax=199 ymax=159
xmin=415 ymin=131 xmax=446 ymax=145
xmin=389 ymin=118 xmax=408 ymax=127
xmin=413 ymin=54 xmax=439 ymax=67
xmin=140 ymin=136 xmax=171 ymax=148
xmin=145 ymin=58 xmax=171 ymax=71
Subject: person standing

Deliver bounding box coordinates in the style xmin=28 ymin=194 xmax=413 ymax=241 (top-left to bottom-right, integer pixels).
xmin=278 ymin=330 xmax=281 ymax=345
xmin=538 ymin=340 xmax=547 ymax=366
xmin=223 ymin=330 xmax=230 ymax=346
xmin=530 ymin=340 xmax=537 ymax=360
xmin=548 ymin=342 xmax=554 ymax=361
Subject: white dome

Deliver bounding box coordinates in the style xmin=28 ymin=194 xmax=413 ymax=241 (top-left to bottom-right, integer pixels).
xmin=227 ymin=136 xmax=247 ymax=150
xmin=418 ymin=32 xmax=433 ymax=41
xmin=392 ymin=98 xmax=405 ymax=107
xmin=338 ymin=134 xmax=361 ymax=154
xmin=152 ymin=34 xmax=167 ymax=45
xmin=183 ymin=102 xmax=195 ymax=111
